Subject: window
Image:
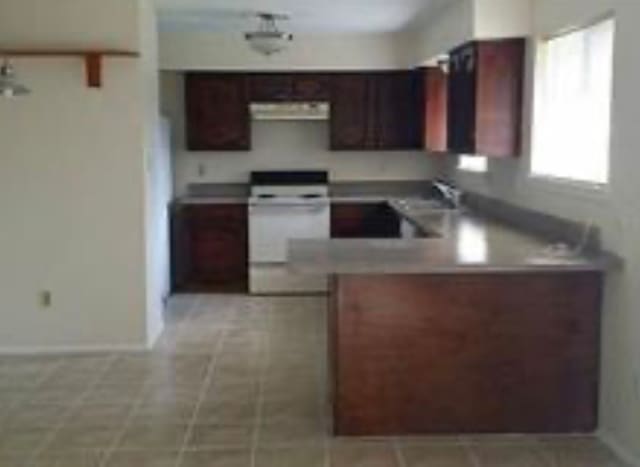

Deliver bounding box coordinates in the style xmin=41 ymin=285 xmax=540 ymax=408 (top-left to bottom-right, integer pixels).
xmin=458 ymin=155 xmax=488 ymax=173
xmin=532 ymin=17 xmax=615 ymax=185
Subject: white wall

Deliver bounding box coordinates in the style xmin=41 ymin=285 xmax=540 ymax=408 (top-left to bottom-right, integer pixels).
xmin=160 ymin=72 xmax=435 ymax=194
xmin=473 ymin=0 xmax=532 ymax=39
xmin=404 ymin=0 xmax=531 ymax=66
xmin=140 ymin=0 xmax=170 ymax=347
xmin=0 ymin=0 xmax=158 ymax=351
xmin=160 ymin=31 xmax=407 ymax=71
xmin=409 ymin=0 xmax=475 ymax=65
xmin=441 ymin=0 xmax=639 ymax=462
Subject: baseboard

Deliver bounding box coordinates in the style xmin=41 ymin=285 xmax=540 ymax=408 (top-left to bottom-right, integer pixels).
xmin=0 ymin=344 xmax=149 ymax=356
xmin=598 ymin=429 xmax=640 ymax=467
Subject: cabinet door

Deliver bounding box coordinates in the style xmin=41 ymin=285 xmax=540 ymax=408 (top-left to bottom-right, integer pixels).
xmin=292 ymin=74 xmax=330 ymax=101
xmin=375 ymin=71 xmax=422 ymax=150
xmin=447 ymin=43 xmax=478 ymax=154
xmin=170 ymin=204 xmax=190 ymax=291
xmin=424 ymin=67 xmax=449 ymax=153
xmin=331 ymin=203 xmax=401 ymax=238
xmin=475 ymin=39 xmax=525 ymax=157
xmin=331 ymin=203 xmax=369 ymax=238
xmin=180 ymin=204 xmax=248 ymax=291
xmin=249 ymin=73 xmax=293 ymax=101
xmin=185 ymin=73 xmax=250 ymax=151
xmin=330 ymin=74 xmax=376 ymax=150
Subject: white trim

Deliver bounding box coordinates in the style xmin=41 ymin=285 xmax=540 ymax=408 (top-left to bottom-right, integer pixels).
xmin=0 ymin=344 xmax=150 ymax=356
xmin=146 ymin=320 xmax=165 ymax=349
xmin=598 ymin=429 xmax=640 ymax=467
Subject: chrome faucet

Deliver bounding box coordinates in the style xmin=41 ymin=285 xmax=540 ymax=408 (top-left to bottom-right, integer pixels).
xmin=432 ymin=180 xmax=462 ymax=210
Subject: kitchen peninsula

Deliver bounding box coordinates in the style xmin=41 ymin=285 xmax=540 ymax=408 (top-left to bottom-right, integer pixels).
xmin=289 ymin=200 xmax=613 ymax=436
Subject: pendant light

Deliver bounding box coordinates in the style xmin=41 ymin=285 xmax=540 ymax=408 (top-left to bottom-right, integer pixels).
xmin=0 ymin=59 xmax=30 ymax=97
xmin=245 ymin=13 xmax=293 ymax=56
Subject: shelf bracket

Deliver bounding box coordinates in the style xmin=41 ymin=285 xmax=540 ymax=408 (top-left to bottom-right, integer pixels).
xmin=0 ymin=48 xmax=139 ymax=89
xmin=84 ymin=53 xmax=102 ymax=88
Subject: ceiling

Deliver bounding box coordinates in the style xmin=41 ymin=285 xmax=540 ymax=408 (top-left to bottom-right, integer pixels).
xmin=155 ymin=0 xmax=449 ymax=34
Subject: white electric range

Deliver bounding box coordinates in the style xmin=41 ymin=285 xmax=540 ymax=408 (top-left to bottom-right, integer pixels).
xmin=248 ymin=171 xmax=330 ymax=294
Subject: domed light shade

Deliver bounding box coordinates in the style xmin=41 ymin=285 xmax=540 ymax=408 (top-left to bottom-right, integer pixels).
xmin=0 ymin=60 xmax=30 ymax=97
xmin=245 ymin=14 xmax=293 ymax=56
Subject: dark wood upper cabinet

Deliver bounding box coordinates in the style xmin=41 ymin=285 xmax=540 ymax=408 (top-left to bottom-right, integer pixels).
xmin=330 ymin=73 xmax=376 ymax=150
xmin=376 ymin=71 xmax=423 ymax=150
xmin=424 ymin=67 xmax=449 ymax=153
xmin=249 ymin=73 xmax=330 ymax=102
xmin=185 ymin=73 xmax=250 ymax=151
xmin=330 ymin=71 xmax=422 ymax=151
xmin=293 ymin=74 xmax=330 ymax=101
xmin=249 ymin=73 xmax=293 ymax=101
xmin=447 ymin=39 xmax=525 ymax=157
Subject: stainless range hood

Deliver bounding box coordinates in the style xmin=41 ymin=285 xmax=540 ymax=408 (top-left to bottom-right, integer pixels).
xmin=250 ymin=102 xmax=330 ymax=121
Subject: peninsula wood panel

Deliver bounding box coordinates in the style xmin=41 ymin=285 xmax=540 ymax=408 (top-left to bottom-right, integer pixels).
xmin=330 ymin=272 xmax=602 ymax=435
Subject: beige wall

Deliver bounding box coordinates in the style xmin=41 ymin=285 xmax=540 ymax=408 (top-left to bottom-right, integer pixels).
xmin=405 ymin=0 xmax=531 ymax=66
xmin=160 ymin=31 xmax=407 ymax=71
xmin=409 ymin=0 xmax=475 ymax=65
xmin=0 ymin=0 xmax=158 ymax=351
xmin=441 ymin=0 xmax=639 ymax=462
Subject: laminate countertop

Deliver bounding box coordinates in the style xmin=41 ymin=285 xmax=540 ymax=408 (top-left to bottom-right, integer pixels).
xmin=288 ymin=199 xmax=617 ymax=275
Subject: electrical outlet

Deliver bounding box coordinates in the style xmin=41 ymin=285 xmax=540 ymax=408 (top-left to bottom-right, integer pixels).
xmin=197 ymin=163 xmax=206 ymax=177
xmin=39 ymin=290 xmax=52 ymax=308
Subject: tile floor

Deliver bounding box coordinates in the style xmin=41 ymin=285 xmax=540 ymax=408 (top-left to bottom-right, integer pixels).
xmin=0 ymin=295 xmax=630 ymax=467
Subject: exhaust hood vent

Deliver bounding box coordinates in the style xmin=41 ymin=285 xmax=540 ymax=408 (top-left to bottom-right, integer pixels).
xmin=250 ymin=102 xmax=329 ymax=121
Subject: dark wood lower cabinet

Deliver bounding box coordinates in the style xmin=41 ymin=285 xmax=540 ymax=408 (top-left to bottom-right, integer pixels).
xmin=331 ymin=202 xmax=401 ymax=238
xmin=330 ymin=272 xmax=602 ymax=435
xmin=171 ymin=203 xmax=248 ymax=293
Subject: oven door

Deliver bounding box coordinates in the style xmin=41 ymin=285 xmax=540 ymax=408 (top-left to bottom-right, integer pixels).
xmin=249 ymin=200 xmax=330 ymax=264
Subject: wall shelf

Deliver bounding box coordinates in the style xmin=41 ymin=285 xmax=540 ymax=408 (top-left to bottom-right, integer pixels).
xmin=0 ymin=49 xmax=140 ymax=88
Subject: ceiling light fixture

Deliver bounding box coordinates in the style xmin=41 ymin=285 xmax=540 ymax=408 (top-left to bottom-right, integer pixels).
xmin=245 ymin=13 xmax=293 ymax=56
xmin=0 ymin=59 xmax=30 ymax=97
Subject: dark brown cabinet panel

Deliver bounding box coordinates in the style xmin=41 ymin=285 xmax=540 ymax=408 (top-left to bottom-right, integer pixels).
xmin=331 ymin=202 xmax=401 ymax=238
xmin=448 ymin=43 xmax=478 ymax=154
xmin=249 ymin=73 xmax=292 ymax=101
xmin=331 ymin=203 xmax=370 ymax=238
xmin=475 ymin=40 xmax=525 ymax=157
xmin=447 ymin=39 xmax=525 ymax=157
xmin=331 ymin=272 xmax=602 ymax=435
xmin=171 ymin=203 xmax=248 ymax=293
xmin=293 ymin=74 xmax=330 ymax=101
xmin=424 ymin=67 xmax=449 ymax=153
xmin=185 ymin=73 xmax=250 ymax=151
xmin=249 ymin=73 xmax=330 ymax=102
xmin=330 ymin=74 xmax=376 ymax=150
xmin=330 ymin=72 xmax=422 ymax=151
xmin=376 ymin=71 xmax=422 ymax=150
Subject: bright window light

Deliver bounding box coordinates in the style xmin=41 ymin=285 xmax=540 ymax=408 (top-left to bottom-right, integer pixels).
xmin=458 ymin=155 xmax=488 ymax=173
xmin=532 ymin=17 xmax=615 ymax=185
